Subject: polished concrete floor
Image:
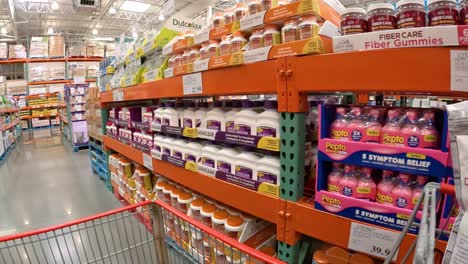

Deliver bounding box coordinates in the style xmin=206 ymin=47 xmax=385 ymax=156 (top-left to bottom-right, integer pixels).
xmin=0 ymin=129 xmax=120 ymax=236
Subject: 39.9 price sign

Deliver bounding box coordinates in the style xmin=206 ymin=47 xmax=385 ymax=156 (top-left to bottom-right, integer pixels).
xmin=348 ymin=222 xmax=399 ymax=261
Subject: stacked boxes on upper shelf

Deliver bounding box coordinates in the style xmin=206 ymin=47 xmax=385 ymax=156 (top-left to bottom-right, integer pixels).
xmin=314 ymin=104 xmax=451 ymax=235
xmin=65 ymin=84 xmax=89 ymax=147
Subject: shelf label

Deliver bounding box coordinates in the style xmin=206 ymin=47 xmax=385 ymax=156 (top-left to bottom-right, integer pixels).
xmin=193 ymin=59 xmax=209 ymax=72
xmin=194 ymin=30 xmax=210 ymax=44
xmin=348 ymin=222 xmax=399 ymax=261
xmin=450 ymin=50 xmax=468 ymax=92
xmin=240 ymin=11 xmax=266 ymax=30
xmin=162 ymin=44 xmax=173 ymax=55
xmin=164 ymin=68 xmax=174 ymax=78
xmin=112 ymin=90 xmax=124 ymax=101
xmin=243 ymin=46 xmax=271 ymax=64
xmin=182 ymin=72 xmax=203 ymax=95
xmin=143 ymin=153 xmax=153 ymax=170
xmin=74 ymin=76 xmax=85 ymax=84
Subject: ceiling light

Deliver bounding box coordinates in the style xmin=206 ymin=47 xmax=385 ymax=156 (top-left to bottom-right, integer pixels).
xmin=51 ymin=1 xmax=59 ymax=10
xmin=120 ymin=1 xmax=150 ymax=12
xmin=108 ymin=6 xmax=116 ymax=15
xmin=132 ymin=31 xmax=138 ymax=38
xmin=158 ymin=14 xmax=165 ymax=21
xmin=0 ymin=27 xmax=6 ymax=35
xmin=47 ymin=27 xmax=54 ymax=35
xmin=92 ymin=29 xmax=98 ymax=35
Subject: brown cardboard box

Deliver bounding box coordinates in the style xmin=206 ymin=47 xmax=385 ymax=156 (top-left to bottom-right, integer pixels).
xmin=48 ymin=35 xmax=65 ymax=57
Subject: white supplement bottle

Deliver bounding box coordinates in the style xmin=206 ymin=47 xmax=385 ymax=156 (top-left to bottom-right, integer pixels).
xmin=162 ymin=101 xmax=179 ymax=127
xmin=234 ymin=150 xmax=262 ymax=179
xmin=173 ymin=139 xmax=189 ymax=160
xmin=256 ymin=155 xmax=280 ymax=184
xmin=176 ymin=102 xmax=185 ymax=127
xmin=194 ymin=102 xmax=208 ymax=128
xmin=161 ymin=137 xmax=175 ymax=156
xmin=256 ymin=100 xmax=280 ymax=138
xmin=203 ymin=101 xmax=225 ymax=131
xmin=182 ymin=101 xmax=196 ymax=128
xmin=185 ymin=141 xmax=202 ymax=163
xmin=234 ymin=100 xmax=258 ymax=135
xmin=153 ymin=103 xmax=165 ymax=125
xmin=216 ymin=146 xmax=240 ymax=174
xmin=225 ymin=100 xmax=241 ymax=133
xmin=153 ymin=135 xmax=165 ymax=154
xmin=199 ymin=144 xmax=222 ymax=170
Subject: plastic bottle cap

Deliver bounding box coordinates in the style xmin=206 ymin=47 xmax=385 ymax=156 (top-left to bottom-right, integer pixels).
xmin=264 ymin=24 xmax=279 ymax=31
xmin=178 ymin=191 xmax=193 ymax=202
xmin=396 ymin=0 xmax=425 ymax=8
xmin=367 ymin=3 xmax=395 ymax=12
xmin=342 ymin=7 xmax=366 ymax=15
xmin=190 ymin=198 xmax=206 ymax=210
xmin=349 ymin=253 xmax=375 ymax=264
xmin=212 ymin=210 xmax=229 ymax=221
xmin=155 ymin=181 xmax=167 ymax=190
xmin=284 ymin=18 xmax=298 ymax=25
xmin=300 ymin=14 xmax=317 ymax=21
xmin=252 ymin=28 xmax=264 ymax=35
xmin=201 ymin=203 xmax=217 ymax=214
xmin=170 ymin=188 xmax=182 ymax=198
xmin=325 ymin=247 xmax=349 ymax=264
xmin=312 ymin=250 xmax=330 ymax=263
xmin=226 ymin=215 xmax=244 ymax=228
xmin=162 ymin=184 xmax=174 ymax=193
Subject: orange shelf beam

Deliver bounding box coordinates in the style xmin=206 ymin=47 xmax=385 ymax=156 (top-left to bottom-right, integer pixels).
xmin=21 ymin=113 xmax=58 ymax=119
xmin=21 ymin=104 xmax=65 ymax=110
xmin=15 ymin=92 xmax=59 ymax=99
xmin=100 ymin=59 xmax=284 ymax=103
xmin=1 ymin=120 xmax=20 ymax=131
xmin=0 ymin=58 xmax=28 ymax=64
xmin=103 ymin=135 xmax=283 ymax=225
xmin=0 ymin=107 xmax=20 ymax=113
xmin=286 ymin=200 xmax=447 ymax=263
xmin=290 ymin=48 xmax=466 ymax=94
xmin=28 ymin=78 xmax=96 ymax=86
xmin=67 ymin=57 xmax=103 ymax=62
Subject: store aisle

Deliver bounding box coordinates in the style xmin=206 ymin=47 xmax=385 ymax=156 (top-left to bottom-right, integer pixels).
xmin=0 ymin=130 xmax=120 ymax=236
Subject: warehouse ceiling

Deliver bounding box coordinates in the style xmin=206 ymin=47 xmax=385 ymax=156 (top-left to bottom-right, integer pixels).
xmin=0 ymin=0 xmax=388 ymax=44
xmin=0 ymin=0 xmax=242 ymax=44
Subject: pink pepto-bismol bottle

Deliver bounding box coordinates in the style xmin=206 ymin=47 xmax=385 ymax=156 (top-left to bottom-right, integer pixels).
xmin=356 ymin=167 xmax=377 ymax=201
xmin=363 ymin=109 xmax=382 ymax=143
xmin=327 ymin=162 xmax=343 ymax=194
xmin=419 ymin=110 xmax=440 ymax=149
xmin=347 ymin=107 xmax=366 ymax=142
xmin=330 ymin=107 xmax=349 ymax=140
xmin=377 ymin=170 xmax=395 ymax=206
xmin=412 ymin=176 xmax=429 ymax=210
xmin=339 ymin=165 xmax=358 ymax=198
xmin=392 ymin=173 xmax=414 ymax=210
xmin=381 ymin=109 xmax=404 ymax=146
xmin=401 ymin=110 xmax=422 ymax=148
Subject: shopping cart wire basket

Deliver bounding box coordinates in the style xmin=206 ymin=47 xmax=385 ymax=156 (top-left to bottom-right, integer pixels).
xmin=0 ymin=200 xmax=285 ymax=264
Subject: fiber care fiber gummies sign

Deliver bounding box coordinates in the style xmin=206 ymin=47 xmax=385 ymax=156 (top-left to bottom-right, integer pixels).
xmin=333 ymin=25 xmax=468 ymax=52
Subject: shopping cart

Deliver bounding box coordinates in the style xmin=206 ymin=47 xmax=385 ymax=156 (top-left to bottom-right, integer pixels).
xmin=0 ymin=200 xmax=285 ymax=264
xmin=384 ymin=183 xmax=456 ymax=264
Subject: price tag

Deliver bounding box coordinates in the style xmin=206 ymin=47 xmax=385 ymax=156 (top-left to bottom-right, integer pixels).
xmin=240 ymin=11 xmax=266 ymax=30
xmin=143 ymin=153 xmax=153 ymax=170
xmin=194 ymin=30 xmax=210 ymax=44
xmin=193 ymin=59 xmax=209 ymax=72
xmin=162 ymin=43 xmax=173 ymax=55
xmin=74 ymin=76 xmax=85 ymax=84
xmin=164 ymin=68 xmax=174 ymax=78
xmin=182 ymin=72 xmax=203 ymax=95
xmin=451 ymin=50 xmax=468 ymax=92
xmin=348 ymin=222 xmax=399 ymax=261
xmin=112 ymin=90 xmax=124 ymax=101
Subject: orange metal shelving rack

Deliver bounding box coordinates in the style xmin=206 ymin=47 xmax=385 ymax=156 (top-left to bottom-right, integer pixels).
xmin=100 ymin=47 xmax=467 ymax=263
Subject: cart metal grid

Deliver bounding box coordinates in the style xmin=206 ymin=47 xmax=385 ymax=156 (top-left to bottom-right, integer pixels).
xmin=0 ymin=200 xmax=285 ymax=264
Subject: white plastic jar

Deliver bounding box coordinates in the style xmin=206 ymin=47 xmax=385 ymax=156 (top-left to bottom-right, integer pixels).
xmin=249 ymin=28 xmax=264 ymax=50
xmin=199 ymin=145 xmax=222 ymax=169
xmin=153 ymin=103 xmax=165 ymax=125
xmin=153 ymin=135 xmax=165 ymax=155
xmin=185 ymin=141 xmax=202 ymax=163
xmin=211 ymin=210 xmax=229 ymax=233
xmin=188 ymin=48 xmax=200 ymax=63
xmin=234 ymin=4 xmax=247 ymax=20
xmin=263 ymin=24 xmax=281 ymax=46
xmin=256 ymin=155 xmax=280 ymax=184
xmin=162 ymin=101 xmax=179 ymax=127
xmin=207 ymin=40 xmax=219 ymax=58
xmin=224 ymin=215 xmax=245 ymax=240
xmin=212 ymin=12 xmax=225 ymax=28
xmin=182 ymin=101 xmax=196 ymax=128
xmin=177 ymin=191 xmax=194 ymax=214
xmin=189 ymin=197 xmax=206 ymax=222
xmin=216 ymin=146 xmax=240 ymax=174
xmin=155 ymin=180 xmax=167 ymax=201
xmin=248 ymin=0 xmax=260 ymax=15
xmin=224 ymin=11 xmax=234 ymax=24
xmin=225 ymin=100 xmax=241 ymax=133
xmin=256 ymin=100 xmax=280 ymax=138
xmin=203 ymin=101 xmax=225 ymax=131
xmin=142 ymin=107 xmax=153 ymax=123
xmin=234 ymin=151 xmax=262 ymax=179
xmin=161 ymin=137 xmax=175 ymax=156
xmin=281 ymin=18 xmax=299 ymax=43
xmin=298 ymin=14 xmax=320 ymax=40
xmin=200 ymin=203 xmax=217 ymax=226
xmin=234 ymin=100 xmax=258 ymax=136
xmin=231 ymin=32 xmax=247 ymax=53
xmin=195 ymin=102 xmax=209 ymax=128
xmin=199 ymin=44 xmax=208 ymax=60
xmin=219 ymin=36 xmax=232 ymax=56
xmin=173 ymin=139 xmax=189 ymax=160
